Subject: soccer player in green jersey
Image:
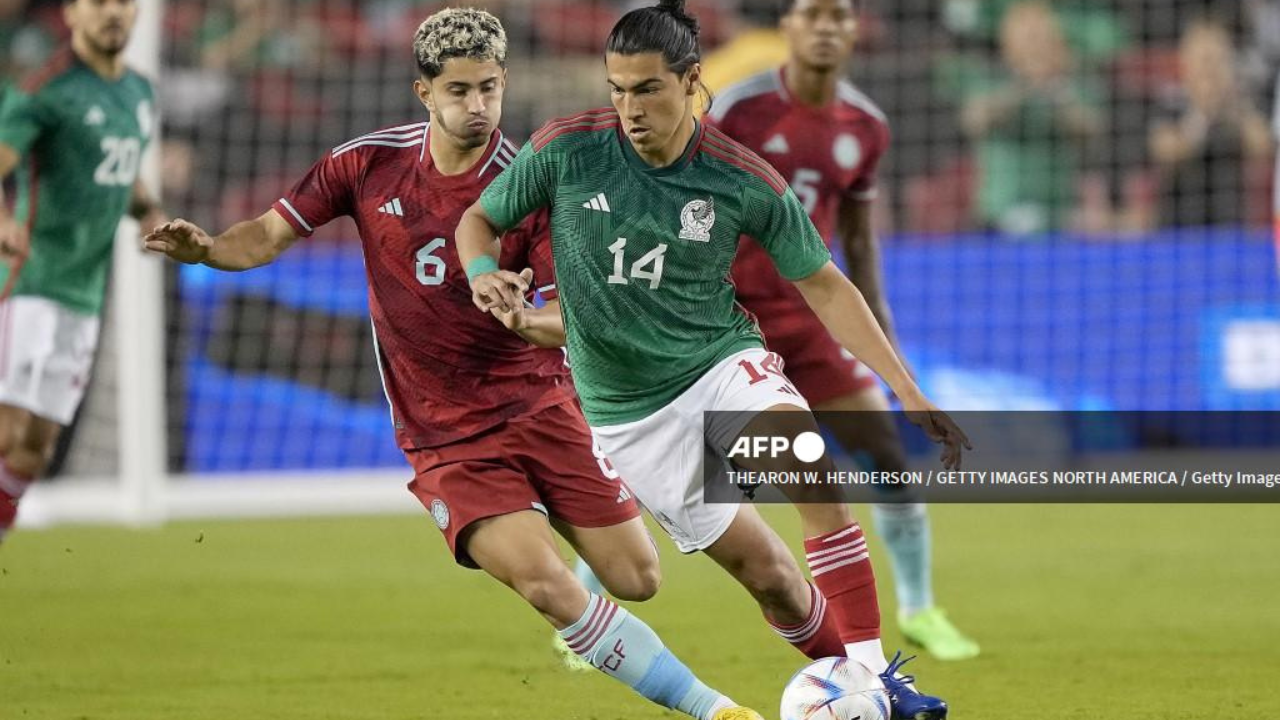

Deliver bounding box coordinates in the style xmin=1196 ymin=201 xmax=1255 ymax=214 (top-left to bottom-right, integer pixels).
xmin=458 ymin=1 xmax=966 ymax=717
xmin=0 ymin=0 xmax=165 ymax=542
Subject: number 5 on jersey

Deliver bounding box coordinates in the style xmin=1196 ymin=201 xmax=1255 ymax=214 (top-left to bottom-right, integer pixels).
xmin=607 ymin=238 xmax=667 ymax=289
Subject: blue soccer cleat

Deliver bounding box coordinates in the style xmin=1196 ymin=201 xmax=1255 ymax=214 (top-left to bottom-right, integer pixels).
xmin=879 ymin=651 xmax=948 ymax=720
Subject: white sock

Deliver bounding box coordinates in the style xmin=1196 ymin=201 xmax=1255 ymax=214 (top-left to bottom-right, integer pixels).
xmin=845 ymin=638 xmax=888 ymax=675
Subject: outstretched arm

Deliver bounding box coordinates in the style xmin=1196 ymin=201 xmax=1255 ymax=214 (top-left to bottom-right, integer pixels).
xmin=793 ymin=262 xmax=969 ymax=467
xmin=143 ymin=209 xmax=299 ymax=270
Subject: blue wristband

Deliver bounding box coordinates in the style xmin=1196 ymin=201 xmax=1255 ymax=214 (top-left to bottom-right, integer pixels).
xmin=465 ymin=255 xmax=500 ymax=283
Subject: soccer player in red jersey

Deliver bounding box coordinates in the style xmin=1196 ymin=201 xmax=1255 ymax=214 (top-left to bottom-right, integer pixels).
xmin=145 ymin=10 xmax=759 ymax=720
xmin=704 ymin=0 xmax=979 ymax=660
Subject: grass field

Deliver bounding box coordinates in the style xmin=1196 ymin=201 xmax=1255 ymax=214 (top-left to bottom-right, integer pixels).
xmin=3 ymin=503 xmax=1277 ymax=719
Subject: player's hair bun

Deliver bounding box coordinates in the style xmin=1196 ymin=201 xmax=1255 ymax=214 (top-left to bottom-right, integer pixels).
xmin=657 ymin=0 xmax=700 ymax=37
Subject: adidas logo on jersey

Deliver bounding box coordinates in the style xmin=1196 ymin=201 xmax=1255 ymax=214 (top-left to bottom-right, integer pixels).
xmin=377 ymin=198 xmax=404 ymax=217
xmin=582 ymin=193 xmax=611 ymax=212
xmin=617 ymin=485 xmax=633 ymax=504
xmin=763 ymin=134 xmax=790 ymax=154
xmin=84 ymin=105 xmax=106 ymax=127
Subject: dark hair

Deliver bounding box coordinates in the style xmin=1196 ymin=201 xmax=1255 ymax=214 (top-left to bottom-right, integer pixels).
xmin=606 ymin=0 xmax=702 ymax=76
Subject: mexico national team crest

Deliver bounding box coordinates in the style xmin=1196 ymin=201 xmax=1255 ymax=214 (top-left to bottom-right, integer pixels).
xmin=679 ymin=198 xmax=715 ymax=242
xmin=430 ymin=499 xmax=450 ymax=529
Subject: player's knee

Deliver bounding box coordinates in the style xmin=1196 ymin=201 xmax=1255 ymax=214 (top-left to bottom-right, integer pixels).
xmin=603 ymin=558 xmax=662 ymax=602
xmin=510 ymin=567 xmax=577 ymax=618
xmin=10 ymin=433 xmax=56 ymax=477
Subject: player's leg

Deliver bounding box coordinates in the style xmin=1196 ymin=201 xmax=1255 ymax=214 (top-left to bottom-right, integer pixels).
xmin=713 ymin=351 xmax=947 ymax=719
xmin=700 ymin=503 xmax=844 ymax=659
xmin=0 ymin=405 xmax=61 ymax=541
xmin=463 ymin=510 xmax=749 ymax=720
xmin=408 ymin=422 xmax=762 ymax=720
xmin=0 ymin=297 xmax=89 ymax=543
xmin=815 ymin=388 xmax=979 ymax=661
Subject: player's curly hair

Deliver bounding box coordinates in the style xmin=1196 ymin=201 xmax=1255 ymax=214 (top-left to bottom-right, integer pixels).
xmin=413 ymin=7 xmax=508 ymax=80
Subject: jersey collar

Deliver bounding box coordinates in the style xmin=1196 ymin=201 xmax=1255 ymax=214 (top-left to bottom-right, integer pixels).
xmin=617 ymin=120 xmax=705 ymax=176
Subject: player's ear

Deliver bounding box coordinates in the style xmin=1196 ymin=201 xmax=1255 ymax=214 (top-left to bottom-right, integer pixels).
xmin=413 ymin=78 xmax=434 ymax=113
xmin=685 ymin=63 xmax=701 ymax=96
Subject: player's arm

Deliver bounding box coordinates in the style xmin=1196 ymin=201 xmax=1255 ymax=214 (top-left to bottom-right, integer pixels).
xmin=0 ymin=143 xmax=27 ymax=263
xmin=792 ymin=263 xmax=968 ymax=467
xmin=457 ymin=200 xmax=530 ymax=313
xmin=459 ymin=140 xmax=558 ymax=313
xmin=490 ymin=292 xmax=566 ymax=349
xmin=143 ymin=209 xmax=300 ymax=270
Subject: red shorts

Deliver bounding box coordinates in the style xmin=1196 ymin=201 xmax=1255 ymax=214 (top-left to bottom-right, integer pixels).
xmin=405 ymin=400 xmax=640 ymax=568
xmin=760 ymin=314 xmax=878 ymax=407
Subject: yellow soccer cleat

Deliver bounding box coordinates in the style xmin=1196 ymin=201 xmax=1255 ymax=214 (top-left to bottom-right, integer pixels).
xmin=711 ymin=707 xmax=767 ymax=720
xmin=551 ymin=632 xmax=594 ymax=673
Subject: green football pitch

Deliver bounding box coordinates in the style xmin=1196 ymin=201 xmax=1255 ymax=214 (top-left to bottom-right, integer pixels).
xmin=3 ymin=503 xmax=1275 ymax=719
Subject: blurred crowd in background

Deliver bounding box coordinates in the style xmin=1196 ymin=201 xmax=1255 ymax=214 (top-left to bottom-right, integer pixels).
xmin=3 ymin=0 xmax=1278 ymax=239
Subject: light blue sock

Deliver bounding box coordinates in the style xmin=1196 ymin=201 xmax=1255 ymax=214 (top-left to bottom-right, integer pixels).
xmin=871 ymin=502 xmax=933 ymax=616
xmin=558 ymin=594 xmax=733 ymax=720
xmin=574 ymin=557 xmax=607 ymax=596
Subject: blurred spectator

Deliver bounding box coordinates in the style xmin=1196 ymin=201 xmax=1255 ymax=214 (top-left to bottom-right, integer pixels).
xmin=0 ymin=0 xmax=55 ymax=86
xmin=1148 ymin=19 xmax=1273 ymax=228
xmin=961 ymin=2 xmax=1104 ymax=235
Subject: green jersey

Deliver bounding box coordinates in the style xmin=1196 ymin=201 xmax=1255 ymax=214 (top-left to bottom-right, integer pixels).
xmin=481 ymin=108 xmax=830 ymax=425
xmin=0 ymin=49 xmax=155 ymax=315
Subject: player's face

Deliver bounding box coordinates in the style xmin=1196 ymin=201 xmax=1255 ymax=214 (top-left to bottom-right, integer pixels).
xmin=782 ymin=0 xmax=857 ymax=72
xmin=417 ymin=58 xmax=506 ymax=151
xmin=606 ymin=52 xmax=699 ymax=161
xmin=65 ymin=0 xmax=137 ymax=57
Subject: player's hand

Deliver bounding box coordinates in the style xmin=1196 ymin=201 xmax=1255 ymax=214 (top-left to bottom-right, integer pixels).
xmin=471 ymin=267 xmax=531 ymax=314
xmin=901 ymin=395 xmax=971 ymax=470
xmin=0 ymin=214 xmax=30 ymax=265
xmin=490 ymin=303 xmax=528 ymax=332
xmin=143 ymin=218 xmax=212 ymax=264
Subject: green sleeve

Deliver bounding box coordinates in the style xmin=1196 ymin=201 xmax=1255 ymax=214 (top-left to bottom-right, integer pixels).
xmin=479 ymin=141 xmax=558 ymax=232
xmin=0 ymin=86 xmax=54 ymax=156
xmin=743 ymin=184 xmax=832 ymax=281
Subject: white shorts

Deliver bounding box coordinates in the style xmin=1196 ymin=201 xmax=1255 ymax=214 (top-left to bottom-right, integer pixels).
xmin=591 ymin=347 xmax=810 ymax=553
xmin=0 ymin=295 xmax=100 ymax=425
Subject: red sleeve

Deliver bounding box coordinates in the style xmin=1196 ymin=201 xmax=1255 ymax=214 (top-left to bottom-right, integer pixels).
xmin=846 ymin=120 xmax=891 ymax=202
xmin=504 ymin=208 xmax=558 ymax=301
xmin=271 ymin=150 xmax=359 ymax=237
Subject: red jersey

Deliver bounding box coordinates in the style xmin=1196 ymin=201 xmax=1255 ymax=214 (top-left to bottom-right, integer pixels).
xmin=272 ymin=123 xmax=573 ymax=449
xmin=707 ymin=68 xmax=889 ymax=321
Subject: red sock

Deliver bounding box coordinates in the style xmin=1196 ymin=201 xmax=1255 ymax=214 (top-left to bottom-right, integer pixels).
xmin=0 ymin=461 xmax=33 ymax=534
xmin=804 ymin=522 xmax=881 ymax=644
xmin=766 ymin=581 xmax=845 ymax=659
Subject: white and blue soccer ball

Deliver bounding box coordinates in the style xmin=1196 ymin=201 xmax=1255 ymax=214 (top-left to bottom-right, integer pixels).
xmin=780 ymin=657 xmax=891 ymax=720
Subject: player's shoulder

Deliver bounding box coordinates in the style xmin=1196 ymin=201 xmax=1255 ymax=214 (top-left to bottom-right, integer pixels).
xmin=529 ymin=107 xmax=620 ymax=154
xmin=16 ymin=48 xmax=79 ymax=96
xmin=706 ymin=68 xmax=784 ymax=123
xmin=329 ymin=120 xmax=429 ymax=161
xmin=835 ymin=80 xmax=889 ymax=128
xmin=700 ymin=124 xmax=788 ymax=196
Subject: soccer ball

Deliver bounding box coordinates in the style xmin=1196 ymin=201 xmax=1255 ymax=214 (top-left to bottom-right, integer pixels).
xmin=780 ymin=657 xmax=891 ymax=720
